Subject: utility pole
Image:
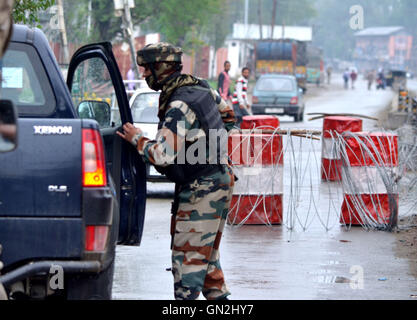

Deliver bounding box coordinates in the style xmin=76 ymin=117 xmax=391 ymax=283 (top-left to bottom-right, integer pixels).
xmin=258 ymin=0 xmax=263 ymax=40
xmin=271 ymin=0 xmax=277 ymax=39
xmin=57 ymin=0 xmax=69 ymax=65
xmin=115 ymin=0 xmax=140 ymax=79
xmin=243 ymin=0 xmax=249 ymax=68
xmin=244 ymin=0 xmax=249 ymax=36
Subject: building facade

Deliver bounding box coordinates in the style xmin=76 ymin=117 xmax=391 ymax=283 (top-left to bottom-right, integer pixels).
xmin=354 ymin=27 xmax=413 ymax=72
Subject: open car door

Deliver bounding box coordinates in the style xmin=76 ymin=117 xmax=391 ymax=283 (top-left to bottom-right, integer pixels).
xmin=66 ymin=42 xmax=147 ymax=245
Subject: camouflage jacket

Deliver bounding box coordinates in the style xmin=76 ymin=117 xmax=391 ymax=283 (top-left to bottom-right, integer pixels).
xmin=134 ymin=76 xmax=236 ymax=167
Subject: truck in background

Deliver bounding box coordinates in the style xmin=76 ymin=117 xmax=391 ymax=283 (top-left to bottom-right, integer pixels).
xmin=306 ymin=44 xmax=324 ymax=85
xmin=255 ymin=39 xmax=308 ymax=92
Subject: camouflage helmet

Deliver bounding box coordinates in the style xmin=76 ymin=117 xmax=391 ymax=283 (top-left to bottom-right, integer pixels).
xmin=0 ymin=0 xmax=13 ymax=58
xmin=136 ymin=42 xmax=183 ymax=67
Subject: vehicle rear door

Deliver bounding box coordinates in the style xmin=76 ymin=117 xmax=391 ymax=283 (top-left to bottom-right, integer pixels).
xmin=66 ymin=42 xmax=147 ymax=245
xmin=0 ymin=40 xmax=86 ymax=267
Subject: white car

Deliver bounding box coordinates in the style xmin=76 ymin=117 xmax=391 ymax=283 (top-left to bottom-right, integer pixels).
xmin=129 ymin=87 xmax=170 ymax=182
xmin=124 ymin=79 xmax=148 ymax=96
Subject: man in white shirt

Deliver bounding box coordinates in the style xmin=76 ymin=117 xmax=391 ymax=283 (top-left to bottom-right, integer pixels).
xmin=232 ymin=67 xmax=251 ymax=127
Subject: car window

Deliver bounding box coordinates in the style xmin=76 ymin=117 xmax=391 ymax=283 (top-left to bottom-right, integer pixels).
xmin=1 ymin=42 xmax=56 ymax=116
xmin=256 ymin=77 xmax=295 ymax=92
xmin=70 ymin=57 xmax=120 ymax=128
xmin=135 ymin=106 xmax=159 ymax=124
xmin=131 ymin=92 xmax=159 ymax=123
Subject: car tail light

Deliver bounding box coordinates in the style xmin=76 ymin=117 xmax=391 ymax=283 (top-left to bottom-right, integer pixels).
xmin=252 ymin=96 xmax=259 ymax=104
xmin=290 ymin=97 xmax=298 ymax=105
xmin=85 ymin=226 xmax=109 ymax=252
xmin=82 ymin=129 xmax=107 ymax=187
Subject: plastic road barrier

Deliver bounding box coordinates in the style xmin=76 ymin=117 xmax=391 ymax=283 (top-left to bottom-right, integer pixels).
xmin=228 ymin=116 xmax=283 ymax=225
xmin=321 ymin=116 xmax=363 ymax=181
xmin=340 ymin=132 xmax=399 ymax=226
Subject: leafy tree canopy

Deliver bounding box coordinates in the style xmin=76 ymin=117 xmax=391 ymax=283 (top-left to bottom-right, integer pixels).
xmin=13 ymin=0 xmax=55 ymax=27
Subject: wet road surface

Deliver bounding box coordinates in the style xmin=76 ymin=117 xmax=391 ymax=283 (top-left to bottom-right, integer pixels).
xmin=113 ymin=75 xmax=417 ymax=300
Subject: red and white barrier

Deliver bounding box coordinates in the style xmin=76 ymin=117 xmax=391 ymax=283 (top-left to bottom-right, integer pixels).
xmin=241 ymin=115 xmax=280 ymax=130
xmin=228 ymin=133 xmax=284 ymax=225
xmin=340 ymin=132 xmax=399 ymax=226
xmin=228 ymin=115 xmax=283 ymax=225
xmin=321 ymin=116 xmax=363 ymax=181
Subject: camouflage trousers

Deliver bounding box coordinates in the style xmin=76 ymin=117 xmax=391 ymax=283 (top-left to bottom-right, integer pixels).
xmin=171 ymin=166 xmax=234 ymax=300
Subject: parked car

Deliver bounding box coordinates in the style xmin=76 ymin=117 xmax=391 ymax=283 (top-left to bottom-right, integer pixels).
xmin=251 ymin=74 xmax=305 ymax=122
xmin=129 ymin=88 xmax=169 ymax=182
xmin=0 ymin=24 xmax=147 ymax=300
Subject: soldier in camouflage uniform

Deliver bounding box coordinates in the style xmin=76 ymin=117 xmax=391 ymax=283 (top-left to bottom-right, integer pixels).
xmin=0 ymin=0 xmax=13 ymax=301
xmin=117 ymin=43 xmax=236 ymax=300
xmin=0 ymin=0 xmax=12 ymax=59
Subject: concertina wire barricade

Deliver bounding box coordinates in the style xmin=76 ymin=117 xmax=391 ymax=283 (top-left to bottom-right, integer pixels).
xmin=225 ymin=115 xmax=417 ymax=232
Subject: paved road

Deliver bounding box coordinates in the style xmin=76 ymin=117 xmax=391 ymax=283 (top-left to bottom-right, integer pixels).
xmin=113 ymin=74 xmax=417 ymax=300
xmin=279 ymin=73 xmax=394 ymax=130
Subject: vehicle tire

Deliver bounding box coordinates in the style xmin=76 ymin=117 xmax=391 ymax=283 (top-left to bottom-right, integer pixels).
xmin=294 ymin=113 xmax=302 ymax=122
xmin=0 ymin=283 xmax=7 ymax=300
xmin=66 ymin=259 xmax=115 ymax=300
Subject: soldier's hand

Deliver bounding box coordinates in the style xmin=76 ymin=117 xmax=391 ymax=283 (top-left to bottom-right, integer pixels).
xmin=116 ymin=122 xmax=143 ymax=144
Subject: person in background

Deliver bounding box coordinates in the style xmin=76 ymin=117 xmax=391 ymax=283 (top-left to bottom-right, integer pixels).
xmin=350 ymin=68 xmax=358 ymax=89
xmin=326 ymin=66 xmax=333 ymax=85
xmin=366 ymin=69 xmax=375 ymax=91
xmin=232 ymin=67 xmax=251 ymax=127
xmin=126 ymin=65 xmax=136 ymax=97
xmin=343 ymin=68 xmax=350 ymax=90
xmin=217 ymin=61 xmax=232 ymax=102
xmin=377 ymin=68 xmax=386 ymax=90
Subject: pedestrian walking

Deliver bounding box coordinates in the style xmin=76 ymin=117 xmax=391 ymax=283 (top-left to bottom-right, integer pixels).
xmin=377 ymin=68 xmax=386 ymax=90
xmin=350 ymin=68 xmax=358 ymax=89
xmin=217 ymin=61 xmax=232 ymax=102
xmin=343 ymin=68 xmax=350 ymax=90
xmin=366 ymin=69 xmax=375 ymax=90
xmin=126 ymin=65 xmax=136 ymax=97
xmin=117 ymin=42 xmax=236 ymax=300
xmin=232 ymin=67 xmax=251 ymax=127
xmin=326 ymin=66 xmax=332 ymax=85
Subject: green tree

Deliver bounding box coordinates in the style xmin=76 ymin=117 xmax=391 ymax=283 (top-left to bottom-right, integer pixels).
xmin=206 ymin=0 xmax=233 ymax=52
xmin=131 ymin=0 xmax=162 ymax=27
xmin=151 ymin=0 xmax=222 ymax=51
xmin=89 ymin=0 xmax=121 ymax=42
xmin=13 ymin=0 xmax=55 ymax=27
xmin=63 ymin=0 xmax=90 ymax=43
xmin=76 ymin=0 xmax=162 ymax=43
